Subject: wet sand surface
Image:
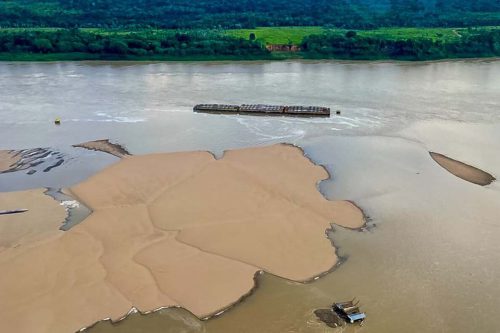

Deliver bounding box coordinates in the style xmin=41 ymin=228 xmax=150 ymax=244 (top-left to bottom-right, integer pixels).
xmin=0 ymin=150 xmax=21 ymax=172
xmin=0 ymin=60 xmax=499 ymax=333
xmin=0 ymin=144 xmax=362 ymax=333
xmin=430 ymin=152 xmax=495 ymax=185
xmin=0 ymin=147 xmax=67 ymax=175
xmin=0 ymin=145 xmax=119 ymax=192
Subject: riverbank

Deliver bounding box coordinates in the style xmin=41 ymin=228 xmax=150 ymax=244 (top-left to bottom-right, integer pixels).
xmin=1 ymin=51 xmax=498 ymax=63
xmin=2 ymin=52 xmax=499 ymax=63
xmin=0 ymin=52 xmax=281 ymax=62
xmin=1 ymin=26 xmax=499 ymax=62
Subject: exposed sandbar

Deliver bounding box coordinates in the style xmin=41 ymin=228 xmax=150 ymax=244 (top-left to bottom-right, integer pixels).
xmin=73 ymin=139 xmax=130 ymax=158
xmin=430 ymin=152 xmax=495 ymax=186
xmin=0 ymin=144 xmax=363 ymax=333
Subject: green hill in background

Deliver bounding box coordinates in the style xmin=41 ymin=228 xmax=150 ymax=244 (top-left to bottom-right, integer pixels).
xmin=0 ymin=0 xmax=499 ymax=61
xmin=1 ymin=0 xmax=499 ymax=29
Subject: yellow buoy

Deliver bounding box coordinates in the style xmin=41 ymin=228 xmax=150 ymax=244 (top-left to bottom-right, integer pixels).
xmin=54 ymin=118 xmax=61 ymax=125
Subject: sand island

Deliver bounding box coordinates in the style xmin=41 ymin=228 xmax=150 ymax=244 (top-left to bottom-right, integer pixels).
xmin=0 ymin=143 xmax=363 ymax=333
xmin=430 ymin=152 xmax=496 ymax=186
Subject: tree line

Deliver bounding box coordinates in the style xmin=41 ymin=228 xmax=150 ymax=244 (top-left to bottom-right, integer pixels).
xmin=0 ymin=0 xmax=499 ymax=29
xmin=0 ymin=30 xmax=268 ymax=58
xmin=1 ymin=28 xmax=499 ymax=61
xmin=301 ymin=29 xmax=500 ymax=60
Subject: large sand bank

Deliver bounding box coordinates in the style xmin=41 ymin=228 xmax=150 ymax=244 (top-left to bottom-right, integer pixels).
xmin=0 ymin=144 xmax=363 ymax=333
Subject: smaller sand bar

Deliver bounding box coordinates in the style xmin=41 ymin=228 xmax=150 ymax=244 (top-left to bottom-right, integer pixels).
xmin=430 ymin=152 xmax=496 ymax=186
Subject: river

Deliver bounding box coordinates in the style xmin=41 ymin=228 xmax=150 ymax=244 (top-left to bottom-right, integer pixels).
xmin=1 ymin=59 xmax=499 ymax=333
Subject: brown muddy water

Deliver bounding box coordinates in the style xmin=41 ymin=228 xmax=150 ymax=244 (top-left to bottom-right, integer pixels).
xmin=1 ymin=60 xmax=500 ymax=333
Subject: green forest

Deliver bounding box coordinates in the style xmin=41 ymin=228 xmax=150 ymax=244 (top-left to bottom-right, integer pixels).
xmin=0 ymin=0 xmax=499 ymax=61
xmin=0 ymin=29 xmax=270 ymax=60
xmin=1 ymin=28 xmax=499 ymax=61
xmin=1 ymin=0 xmax=499 ymax=28
xmin=302 ymin=29 xmax=500 ymax=60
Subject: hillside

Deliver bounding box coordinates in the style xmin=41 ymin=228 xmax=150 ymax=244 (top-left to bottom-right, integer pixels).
xmin=1 ymin=0 xmax=499 ymax=29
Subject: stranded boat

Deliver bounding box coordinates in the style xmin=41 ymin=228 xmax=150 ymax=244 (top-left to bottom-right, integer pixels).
xmin=333 ymin=299 xmax=366 ymax=324
xmin=193 ymin=104 xmax=330 ymax=117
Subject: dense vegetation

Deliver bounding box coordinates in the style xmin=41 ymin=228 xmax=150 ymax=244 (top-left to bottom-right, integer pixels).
xmin=301 ymin=29 xmax=500 ymax=60
xmin=0 ymin=0 xmax=499 ymax=61
xmin=0 ymin=0 xmax=499 ymax=29
xmin=0 ymin=29 xmax=269 ymax=60
xmin=1 ymin=27 xmax=499 ymax=61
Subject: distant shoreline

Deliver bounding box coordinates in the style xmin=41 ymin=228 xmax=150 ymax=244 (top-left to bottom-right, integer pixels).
xmin=1 ymin=52 xmax=500 ymax=63
xmin=1 ymin=26 xmax=499 ymax=62
xmin=1 ymin=53 xmax=499 ymax=63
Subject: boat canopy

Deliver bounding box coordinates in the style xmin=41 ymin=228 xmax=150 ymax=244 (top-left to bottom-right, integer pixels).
xmin=347 ymin=313 xmax=366 ymax=322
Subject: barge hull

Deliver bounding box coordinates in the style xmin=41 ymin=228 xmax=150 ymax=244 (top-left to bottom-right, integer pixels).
xmin=194 ymin=104 xmax=330 ymax=117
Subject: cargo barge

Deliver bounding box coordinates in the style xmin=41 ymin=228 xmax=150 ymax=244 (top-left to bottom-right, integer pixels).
xmin=193 ymin=104 xmax=330 ymax=117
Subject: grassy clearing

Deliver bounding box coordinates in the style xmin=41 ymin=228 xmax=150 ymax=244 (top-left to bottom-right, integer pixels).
xmin=224 ymin=27 xmax=325 ymax=44
xmin=3 ymin=26 xmax=498 ymax=45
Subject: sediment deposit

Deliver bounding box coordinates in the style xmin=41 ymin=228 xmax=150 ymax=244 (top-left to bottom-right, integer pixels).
xmin=73 ymin=140 xmax=130 ymax=158
xmin=0 ymin=144 xmax=363 ymax=333
xmin=430 ymin=152 xmax=495 ymax=186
